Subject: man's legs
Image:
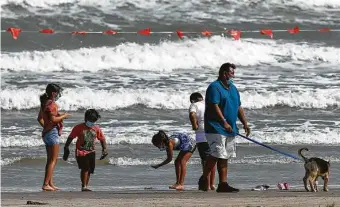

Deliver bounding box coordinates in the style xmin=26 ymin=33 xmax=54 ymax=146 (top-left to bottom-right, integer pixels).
xmin=199 ymin=134 xmax=238 ymax=192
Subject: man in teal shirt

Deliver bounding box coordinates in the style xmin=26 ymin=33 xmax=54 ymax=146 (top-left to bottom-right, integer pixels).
xmin=199 ymin=63 xmax=250 ymax=192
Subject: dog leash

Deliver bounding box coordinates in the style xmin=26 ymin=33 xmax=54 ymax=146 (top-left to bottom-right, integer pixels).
xmin=237 ymin=133 xmax=303 ymax=161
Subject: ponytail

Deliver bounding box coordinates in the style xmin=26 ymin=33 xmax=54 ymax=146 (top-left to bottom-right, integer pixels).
xmin=40 ymin=93 xmax=48 ymax=107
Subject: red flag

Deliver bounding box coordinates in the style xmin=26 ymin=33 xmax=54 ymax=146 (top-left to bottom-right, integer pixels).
xmin=260 ymin=29 xmax=273 ymax=38
xmin=201 ymin=30 xmax=212 ymax=37
xmin=7 ymin=28 xmax=21 ymax=40
xmin=176 ymin=30 xmax=184 ymax=39
xmin=138 ymin=28 xmax=151 ymax=36
xmin=72 ymin=31 xmax=87 ymax=35
xmin=228 ymin=30 xmax=241 ymax=40
xmin=103 ymin=30 xmax=117 ymax=35
xmin=40 ymin=29 xmax=55 ymax=34
xmin=288 ymin=26 xmax=300 ymax=34
xmin=319 ymin=28 xmax=331 ymax=32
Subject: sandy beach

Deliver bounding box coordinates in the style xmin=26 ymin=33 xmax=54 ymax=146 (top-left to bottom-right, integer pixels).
xmin=2 ymin=189 xmax=340 ymax=207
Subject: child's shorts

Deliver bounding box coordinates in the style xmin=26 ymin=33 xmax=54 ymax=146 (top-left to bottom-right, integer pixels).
xmin=43 ymin=127 xmax=60 ymax=146
xmin=76 ymin=152 xmax=96 ymax=174
xmin=197 ymin=142 xmax=211 ymax=160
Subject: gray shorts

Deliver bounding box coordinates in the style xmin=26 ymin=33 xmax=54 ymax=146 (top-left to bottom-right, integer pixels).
xmin=206 ymin=133 xmax=236 ymax=159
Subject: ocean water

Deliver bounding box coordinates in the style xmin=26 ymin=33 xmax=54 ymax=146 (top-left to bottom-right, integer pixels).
xmin=1 ymin=0 xmax=340 ymax=192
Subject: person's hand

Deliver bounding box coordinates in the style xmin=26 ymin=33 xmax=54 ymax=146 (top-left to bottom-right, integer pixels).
xmin=151 ymin=164 xmax=159 ymax=169
xmin=223 ymin=121 xmax=233 ymax=133
xmin=63 ymin=113 xmax=71 ymax=119
xmin=100 ymin=149 xmax=108 ymax=160
xmin=63 ymin=147 xmax=70 ymax=161
xmin=243 ymin=125 xmax=251 ymax=137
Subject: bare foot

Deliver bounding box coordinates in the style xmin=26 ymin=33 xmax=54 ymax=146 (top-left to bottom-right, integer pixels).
xmin=175 ymin=185 xmax=184 ymax=191
xmin=82 ymin=187 xmax=92 ymax=192
xmin=50 ymin=183 xmax=59 ymax=190
xmin=210 ymin=185 xmax=216 ymax=190
xmin=42 ymin=184 xmax=55 ymax=191
xmin=169 ymin=184 xmax=179 ymax=189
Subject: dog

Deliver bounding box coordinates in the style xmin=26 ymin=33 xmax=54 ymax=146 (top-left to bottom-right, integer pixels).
xmin=298 ymin=148 xmax=330 ymax=192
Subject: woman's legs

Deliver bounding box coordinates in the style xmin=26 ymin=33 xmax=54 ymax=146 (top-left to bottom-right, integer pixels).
xmin=170 ymin=154 xmax=182 ymax=189
xmin=42 ymin=144 xmax=59 ymax=191
xmin=175 ymin=151 xmax=193 ymax=190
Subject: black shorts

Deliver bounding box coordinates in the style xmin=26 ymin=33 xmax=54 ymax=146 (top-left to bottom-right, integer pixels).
xmin=197 ymin=142 xmax=211 ymax=160
xmin=76 ymin=152 xmax=96 ymax=174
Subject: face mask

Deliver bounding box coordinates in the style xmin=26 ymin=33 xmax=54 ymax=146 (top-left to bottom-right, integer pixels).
xmin=159 ymin=144 xmax=166 ymax=151
xmin=228 ymin=79 xmax=234 ymax=84
xmin=54 ymin=92 xmax=61 ymax=101
xmin=85 ymin=121 xmax=95 ymax=127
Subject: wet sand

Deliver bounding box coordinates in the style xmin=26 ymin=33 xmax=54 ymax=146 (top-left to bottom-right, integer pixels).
xmin=2 ymin=189 xmax=340 ymax=207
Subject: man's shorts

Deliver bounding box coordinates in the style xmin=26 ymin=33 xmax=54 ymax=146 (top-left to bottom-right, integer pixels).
xmin=76 ymin=152 xmax=96 ymax=174
xmin=206 ymin=134 xmax=236 ymax=159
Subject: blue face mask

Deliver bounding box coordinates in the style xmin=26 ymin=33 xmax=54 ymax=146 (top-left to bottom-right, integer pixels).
xmin=228 ymin=79 xmax=234 ymax=84
xmin=159 ymin=145 xmax=166 ymax=151
xmin=85 ymin=121 xmax=95 ymax=127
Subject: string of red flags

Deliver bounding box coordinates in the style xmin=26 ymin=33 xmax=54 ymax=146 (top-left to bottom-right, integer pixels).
xmin=3 ymin=26 xmax=339 ymax=40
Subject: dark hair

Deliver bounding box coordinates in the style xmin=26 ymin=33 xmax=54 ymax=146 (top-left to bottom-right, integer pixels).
xmin=40 ymin=83 xmax=62 ymax=107
xmin=152 ymin=130 xmax=168 ymax=146
xmin=85 ymin=109 xmax=101 ymax=122
xmin=219 ymin=63 xmax=236 ymax=76
xmin=190 ymin=92 xmax=203 ymax=103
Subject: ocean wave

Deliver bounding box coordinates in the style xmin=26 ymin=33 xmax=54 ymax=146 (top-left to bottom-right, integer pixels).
xmin=2 ymin=155 xmax=339 ymax=167
xmin=2 ymin=37 xmax=340 ymax=73
xmin=1 ymin=87 xmax=339 ymax=111
xmin=1 ymin=0 xmax=339 ymax=24
xmin=2 ymin=126 xmax=339 ymax=148
xmin=108 ymin=156 xmax=340 ymax=166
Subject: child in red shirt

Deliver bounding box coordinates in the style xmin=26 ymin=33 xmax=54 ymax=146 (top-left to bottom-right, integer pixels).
xmin=63 ymin=109 xmax=108 ymax=191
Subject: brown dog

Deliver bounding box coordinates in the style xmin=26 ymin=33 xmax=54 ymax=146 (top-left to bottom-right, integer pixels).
xmin=298 ymin=148 xmax=330 ymax=192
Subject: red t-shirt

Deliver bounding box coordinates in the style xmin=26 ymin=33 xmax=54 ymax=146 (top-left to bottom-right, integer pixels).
xmin=38 ymin=100 xmax=63 ymax=136
xmin=68 ymin=123 xmax=105 ymax=156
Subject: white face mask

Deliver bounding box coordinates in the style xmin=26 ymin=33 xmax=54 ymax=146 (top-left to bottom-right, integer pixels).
xmin=85 ymin=121 xmax=95 ymax=127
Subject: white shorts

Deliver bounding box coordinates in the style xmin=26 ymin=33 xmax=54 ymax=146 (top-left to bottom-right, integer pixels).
xmin=206 ymin=133 xmax=236 ymax=159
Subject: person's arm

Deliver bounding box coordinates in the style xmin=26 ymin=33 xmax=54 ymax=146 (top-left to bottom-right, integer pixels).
xmin=151 ymin=141 xmax=174 ymax=169
xmin=100 ymin=139 xmax=108 ymax=154
xmin=189 ymin=112 xmax=199 ymax=130
xmin=48 ymin=112 xmax=70 ymax=124
xmin=97 ymin=128 xmax=108 ymax=154
xmin=238 ymin=107 xmax=250 ymax=136
xmin=37 ymin=109 xmax=44 ymax=127
xmin=63 ymin=136 xmax=73 ymax=161
xmin=63 ymin=125 xmax=77 ymax=161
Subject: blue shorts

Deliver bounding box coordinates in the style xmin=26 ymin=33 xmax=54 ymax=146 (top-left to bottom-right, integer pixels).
xmin=43 ymin=128 xmax=60 ymax=146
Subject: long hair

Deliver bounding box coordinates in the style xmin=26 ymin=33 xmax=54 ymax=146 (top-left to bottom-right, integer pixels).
xmin=40 ymin=83 xmax=62 ymax=107
xmin=152 ymin=130 xmax=168 ymax=146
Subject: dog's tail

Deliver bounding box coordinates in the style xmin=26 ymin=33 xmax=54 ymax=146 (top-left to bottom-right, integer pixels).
xmin=298 ymin=148 xmax=309 ymax=162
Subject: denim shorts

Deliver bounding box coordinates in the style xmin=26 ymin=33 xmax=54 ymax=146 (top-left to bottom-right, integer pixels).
xmin=43 ymin=127 xmax=60 ymax=146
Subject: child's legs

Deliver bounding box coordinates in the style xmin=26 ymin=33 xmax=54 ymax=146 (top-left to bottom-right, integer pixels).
xmin=77 ymin=153 xmax=95 ymax=188
xmin=177 ymin=151 xmax=193 ymax=185
xmin=209 ymin=164 xmax=217 ymax=187
xmin=80 ymin=169 xmax=90 ymax=187
xmin=197 ymin=142 xmax=216 ymax=187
